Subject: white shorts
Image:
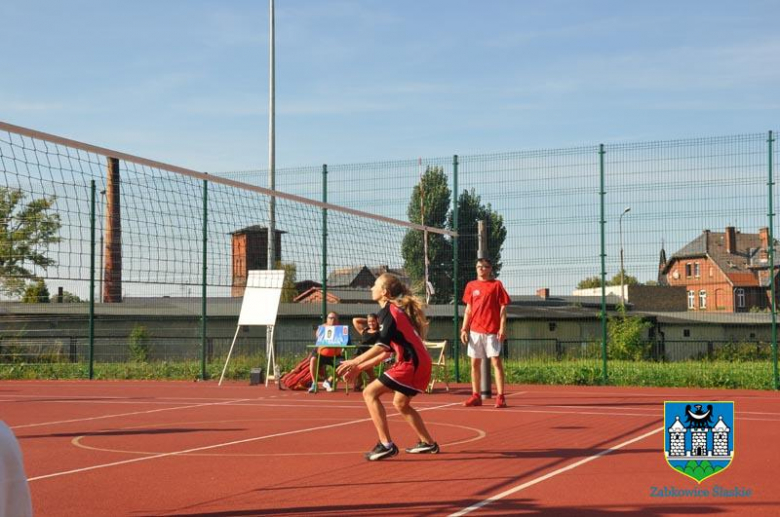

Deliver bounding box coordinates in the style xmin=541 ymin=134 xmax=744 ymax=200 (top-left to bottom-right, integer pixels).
xmin=467 ymin=331 xmax=502 ymax=359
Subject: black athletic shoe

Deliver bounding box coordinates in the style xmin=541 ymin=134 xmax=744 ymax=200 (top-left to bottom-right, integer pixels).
xmin=364 ymin=442 xmax=399 ymax=461
xmin=404 ymin=441 xmax=440 ymax=454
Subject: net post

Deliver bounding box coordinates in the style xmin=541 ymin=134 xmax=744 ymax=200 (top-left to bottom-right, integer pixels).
xmin=321 ymin=163 xmax=328 ymax=322
xmin=88 ymin=180 xmax=96 ymax=380
xmin=200 ymin=178 xmax=208 ymax=380
xmin=768 ymin=130 xmax=778 ymax=390
xmin=599 ymin=143 xmax=608 ymax=385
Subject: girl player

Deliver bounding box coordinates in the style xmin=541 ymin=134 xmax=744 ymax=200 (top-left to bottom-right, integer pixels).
xmin=337 ymin=273 xmax=438 ymax=461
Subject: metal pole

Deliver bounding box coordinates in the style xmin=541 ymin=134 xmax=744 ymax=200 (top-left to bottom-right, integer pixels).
xmin=599 ymin=144 xmax=608 ymax=384
xmin=419 ymin=158 xmax=431 ymax=304
xmin=452 ymin=155 xmax=460 ymax=383
xmin=477 ymin=220 xmax=491 ymax=399
xmin=266 ymin=0 xmax=277 ymax=383
xmin=769 ymin=130 xmax=778 ymax=390
xmin=322 ymin=164 xmax=328 ymax=322
xmin=201 ymin=179 xmax=208 ymax=380
xmin=88 ymin=181 xmax=96 ymax=379
xmin=267 ymin=0 xmax=276 ymax=270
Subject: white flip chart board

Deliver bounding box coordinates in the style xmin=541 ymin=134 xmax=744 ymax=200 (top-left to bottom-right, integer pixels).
xmin=219 ymin=269 xmax=285 ymax=386
xmin=238 ymin=269 xmax=285 ymax=325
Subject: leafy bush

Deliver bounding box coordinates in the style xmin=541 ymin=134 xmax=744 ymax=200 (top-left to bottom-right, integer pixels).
xmin=711 ymin=341 xmax=772 ymax=361
xmin=128 ymin=325 xmax=152 ymax=362
xmin=608 ymin=308 xmax=652 ymax=360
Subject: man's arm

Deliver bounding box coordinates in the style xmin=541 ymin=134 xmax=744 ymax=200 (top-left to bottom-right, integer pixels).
xmin=460 ymin=303 xmax=472 ymax=344
xmin=498 ymin=304 xmax=507 ymax=343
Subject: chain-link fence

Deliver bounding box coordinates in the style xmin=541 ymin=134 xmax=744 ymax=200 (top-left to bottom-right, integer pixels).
xmin=1 ymin=121 xmax=777 ymax=389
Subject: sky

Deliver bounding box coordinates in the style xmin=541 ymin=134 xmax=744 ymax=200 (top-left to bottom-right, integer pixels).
xmin=2 ymin=0 xmax=779 ymax=174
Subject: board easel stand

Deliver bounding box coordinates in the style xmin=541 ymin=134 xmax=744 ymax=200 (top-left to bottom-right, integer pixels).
xmin=219 ymin=270 xmax=285 ymax=387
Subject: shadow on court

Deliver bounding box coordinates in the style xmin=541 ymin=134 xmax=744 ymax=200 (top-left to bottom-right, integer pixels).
xmin=135 ymin=498 xmax=753 ymax=516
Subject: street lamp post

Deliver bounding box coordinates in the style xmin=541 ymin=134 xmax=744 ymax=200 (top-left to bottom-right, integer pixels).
xmin=619 ymin=207 xmax=631 ymax=305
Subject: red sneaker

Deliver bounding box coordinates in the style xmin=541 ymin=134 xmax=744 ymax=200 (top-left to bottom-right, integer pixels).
xmin=495 ymin=394 xmax=507 ymax=408
xmin=464 ymin=393 xmax=482 ymax=407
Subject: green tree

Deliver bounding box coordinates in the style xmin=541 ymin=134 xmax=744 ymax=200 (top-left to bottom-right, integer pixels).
xmin=449 ymin=188 xmax=507 ymax=300
xmin=608 ymin=271 xmax=639 ymax=287
xmin=401 ymin=166 xmax=453 ymax=303
xmin=0 ymin=187 xmax=61 ymax=297
xmin=575 ymin=271 xmax=640 ymax=289
xmin=21 ymin=278 xmax=50 ymax=303
xmin=277 ymin=261 xmax=298 ymax=303
xmin=577 ymin=276 xmax=603 ymax=289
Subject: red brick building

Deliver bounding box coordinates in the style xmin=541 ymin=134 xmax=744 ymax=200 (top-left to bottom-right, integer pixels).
xmin=660 ymin=227 xmax=780 ymax=312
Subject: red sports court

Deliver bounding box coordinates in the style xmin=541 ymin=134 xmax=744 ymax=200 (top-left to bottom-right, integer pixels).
xmin=3 ymin=380 xmax=777 ymax=516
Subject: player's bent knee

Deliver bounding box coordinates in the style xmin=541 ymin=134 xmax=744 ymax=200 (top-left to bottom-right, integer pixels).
xmin=392 ymin=399 xmax=411 ymax=412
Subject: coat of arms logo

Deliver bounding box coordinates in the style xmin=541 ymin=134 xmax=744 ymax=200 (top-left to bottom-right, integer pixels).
xmin=664 ymin=401 xmax=734 ymax=483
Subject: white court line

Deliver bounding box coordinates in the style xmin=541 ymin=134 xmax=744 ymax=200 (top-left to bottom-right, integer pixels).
xmin=520 ymin=387 xmax=780 ymax=401
xmin=27 ymin=400 xmax=462 ymax=482
xmin=8 ymin=397 xmax=779 ymax=417
xmin=448 ymin=426 xmax=664 ymax=517
xmin=10 ymin=398 xmax=254 ymax=430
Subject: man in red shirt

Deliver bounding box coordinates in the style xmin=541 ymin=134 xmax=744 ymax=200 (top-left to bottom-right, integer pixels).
xmin=460 ymin=258 xmax=511 ymax=408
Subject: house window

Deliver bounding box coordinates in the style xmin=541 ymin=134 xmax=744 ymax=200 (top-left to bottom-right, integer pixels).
xmin=685 ymin=263 xmax=692 ymax=277
xmin=694 ymin=263 xmax=700 ymax=278
xmin=735 ymin=288 xmax=745 ymax=309
xmin=699 ymin=289 xmax=707 ymax=309
xmin=548 ymin=322 xmax=557 ymax=332
xmin=709 ymin=266 xmax=714 ymax=278
xmin=683 ymin=329 xmax=691 ymax=337
xmin=688 ymin=290 xmax=695 ymax=309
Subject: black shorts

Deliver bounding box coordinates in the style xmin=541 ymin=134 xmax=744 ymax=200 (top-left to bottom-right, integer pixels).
xmin=378 ymin=372 xmax=418 ymax=397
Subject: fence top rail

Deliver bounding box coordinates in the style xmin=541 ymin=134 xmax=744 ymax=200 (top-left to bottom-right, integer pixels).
xmin=0 ymin=120 xmax=455 ymax=237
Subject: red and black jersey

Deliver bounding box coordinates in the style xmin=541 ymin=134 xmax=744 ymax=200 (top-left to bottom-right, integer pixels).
xmin=375 ymin=303 xmax=431 ymax=394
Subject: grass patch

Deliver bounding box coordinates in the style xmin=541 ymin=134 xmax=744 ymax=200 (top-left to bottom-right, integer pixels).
xmin=0 ymin=356 xmax=775 ymax=390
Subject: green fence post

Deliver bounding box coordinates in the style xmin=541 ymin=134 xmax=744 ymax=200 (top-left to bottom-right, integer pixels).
xmin=769 ymin=131 xmax=778 ymax=390
xmin=599 ymin=144 xmax=608 ymax=384
xmin=88 ymin=180 xmax=96 ymax=380
xmin=453 ymin=154 xmax=460 ymax=383
xmin=201 ymin=178 xmax=208 ymax=380
xmin=322 ymin=164 xmax=328 ymax=322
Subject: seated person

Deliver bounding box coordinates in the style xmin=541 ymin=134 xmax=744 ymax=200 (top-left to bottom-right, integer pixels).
xmin=308 ymin=311 xmax=341 ymax=392
xmin=351 ymin=313 xmax=380 ymax=390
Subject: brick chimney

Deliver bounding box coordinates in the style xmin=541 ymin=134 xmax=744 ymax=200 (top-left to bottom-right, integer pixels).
xmin=759 ymin=227 xmax=769 ymax=250
xmin=725 ymin=226 xmax=737 ymax=255
xmin=536 ymin=287 xmax=549 ymax=300
xmin=231 ymin=226 xmax=283 ymax=297
xmin=103 ymin=157 xmax=122 ymax=303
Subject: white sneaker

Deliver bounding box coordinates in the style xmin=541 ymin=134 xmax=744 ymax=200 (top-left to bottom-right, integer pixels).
xmin=307 ymin=384 xmax=316 ymax=393
xmin=322 ymin=380 xmax=333 ymax=392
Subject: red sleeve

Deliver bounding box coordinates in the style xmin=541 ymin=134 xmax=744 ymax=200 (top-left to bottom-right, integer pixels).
xmin=462 ymin=281 xmax=473 ymax=305
xmin=498 ymin=281 xmax=510 ymax=306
